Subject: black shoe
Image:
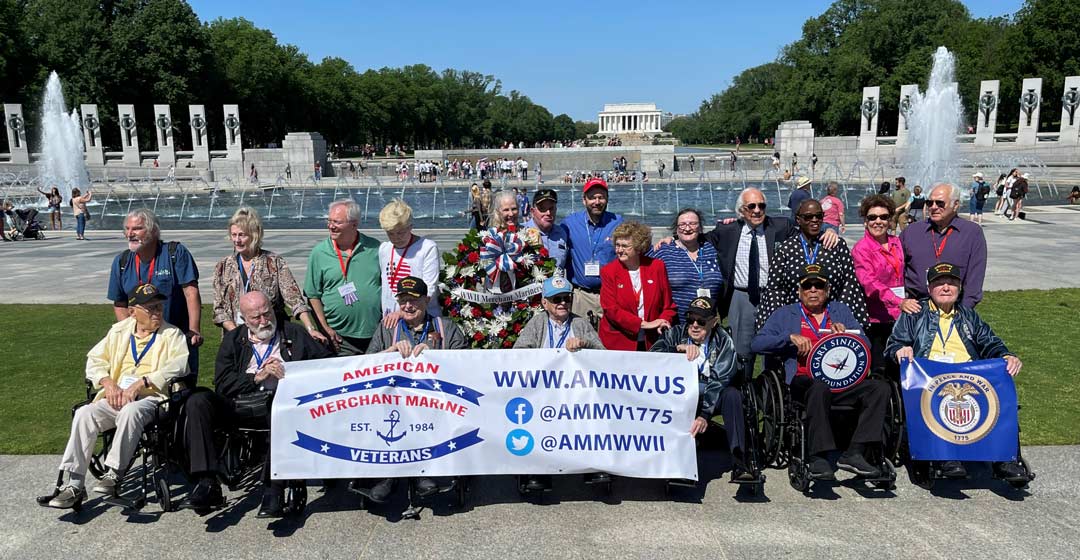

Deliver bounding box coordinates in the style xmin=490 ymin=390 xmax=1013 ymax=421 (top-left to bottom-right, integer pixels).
xmin=584 ymin=472 xmax=611 ymax=484
xmin=186 ymin=478 xmax=224 ymax=510
xmin=837 ymin=451 xmax=881 ymax=478
xmin=807 ymin=455 xmax=835 ymax=480
xmin=939 ymin=460 xmax=968 ymax=479
xmin=256 ymin=486 xmax=285 ymax=518
xmin=352 ymin=478 xmax=395 ymax=504
xmin=523 ymin=476 xmax=547 ymax=493
xmin=414 ymin=477 xmax=439 ymax=498
xmin=993 ymin=461 xmax=1030 ymax=483
xmin=730 ymin=451 xmax=755 ymax=482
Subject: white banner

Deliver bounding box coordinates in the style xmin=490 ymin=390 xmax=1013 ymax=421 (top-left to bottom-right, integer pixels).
xmin=270 ymin=349 xmax=699 ymax=480
xmin=440 ymin=282 xmax=543 ymax=304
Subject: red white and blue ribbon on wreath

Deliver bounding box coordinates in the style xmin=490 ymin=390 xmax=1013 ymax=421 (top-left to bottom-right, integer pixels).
xmin=480 ymin=228 xmax=526 ymax=290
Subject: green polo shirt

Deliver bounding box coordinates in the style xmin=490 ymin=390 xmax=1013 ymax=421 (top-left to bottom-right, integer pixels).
xmin=304 ymin=234 xmax=382 ymax=338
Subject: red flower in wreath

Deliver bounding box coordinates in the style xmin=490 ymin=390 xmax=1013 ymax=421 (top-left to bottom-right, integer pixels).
xmin=539 ymin=247 xmax=549 ymax=258
xmin=473 ymin=332 xmax=485 ymax=342
xmin=458 ymin=243 xmax=468 ymax=252
xmin=471 ymin=307 xmax=482 ymax=318
xmin=467 ymin=252 xmax=479 ymax=264
xmin=513 ymin=323 xmax=523 ymax=333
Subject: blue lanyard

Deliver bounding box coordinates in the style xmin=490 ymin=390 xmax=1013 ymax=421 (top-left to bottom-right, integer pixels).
xmin=236 ymin=253 xmax=253 ymax=293
xmin=690 ymin=336 xmax=711 ymax=374
xmin=586 ymin=218 xmax=605 ymax=259
xmin=937 ymin=315 xmax=956 ymax=348
xmin=399 ymin=318 xmax=431 ymax=346
xmin=799 ymin=235 xmax=820 ymax=265
xmin=681 ymin=242 xmax=705 ymax=285
xmin=129 ymin=331 xmax=157 ymax=368
xmin=798 ymin=306 xmax=830 ymax=341
xmin=547 ymin=319 xmax=572 ymax=349
xmin=253 ymin=331 xmax=278 ymax=369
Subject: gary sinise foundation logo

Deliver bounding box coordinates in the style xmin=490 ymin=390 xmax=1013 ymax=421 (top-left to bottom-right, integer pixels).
xmin=809 ymin=333 xmax=870 ymax=392
xmin=920 ymin=373 xmax=1000 ymax=444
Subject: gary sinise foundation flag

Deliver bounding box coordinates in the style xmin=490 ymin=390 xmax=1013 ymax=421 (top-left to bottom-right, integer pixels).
xmin=901 ymin=358 xmax=1019 ymax=462
xmin=271 ymin=349 xmax=698 ymax=480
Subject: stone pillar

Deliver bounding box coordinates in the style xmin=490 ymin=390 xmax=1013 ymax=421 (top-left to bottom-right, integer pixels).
xmin=283 ymin=132 xmax=327 ymax=180
xmin=80 ymin=104 xmax=104 ymax=165
xmin=1059 ymin=76 xmax=1080 ymax=145
xmin=152 ymin=104 xmax=175 ymax=164
xmin=895 ymin=85 xmax=918 ymax=147
xmin=117 ymin=104 xmax=140 ymax=166
xmin=188 ymin=104 xmax=210 ymax=164
xmin=973 ymin=80 xmax=1000 ymax=147
xmin=3 ymin=104 xmax=29 ymax=164
xmin=774 ymin=121 xmax=815 ymax=169
xmin=223 ymin=104 xmax=243 ymax=160
xmin=858 ymin=86 xmax=881 ymax=151
xmin=1016 ymin=78 xmax=1042 ymax=145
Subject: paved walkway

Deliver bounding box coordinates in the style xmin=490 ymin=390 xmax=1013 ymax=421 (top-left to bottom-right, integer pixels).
xmin=2 ymin=446 xmax=1077 ymax=559
xmin=2 ymin=205 xmax=1079 ymax=305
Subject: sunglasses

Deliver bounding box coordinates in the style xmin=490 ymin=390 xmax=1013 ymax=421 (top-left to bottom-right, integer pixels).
xmin=800 ymin=280 xmax=828 ymax=291
xmin=743 ymin=202 xmax=767 ymax=212
xmin=866 ymin=212 xmax=892 ymax=222
xmin=548 ymin=295 xmax=572 ymax=305
xmin=688 ymin=317 xmax=712 ymax=327
xmin=927 ymin=199 xmax=949 ymax=208
xmin=798 ymin=212 xmax=825 ymax=221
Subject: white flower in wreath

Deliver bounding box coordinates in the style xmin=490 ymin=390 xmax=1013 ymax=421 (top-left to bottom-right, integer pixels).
xmin=444 ymin=264 xmax=459 ymax=278
xmin=531 ymin=266 xmax=547 ymax=281
xmin=523 ymin=227 xmax=543 ymax=248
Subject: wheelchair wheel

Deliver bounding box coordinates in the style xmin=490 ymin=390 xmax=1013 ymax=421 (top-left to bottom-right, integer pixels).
xmin=788 ymin=460 xmax=810 ymax=493
xmin=873 ymin=373 xmax=905 ymax=466
xmin=907 ymin=460 xmax=935 ymax=490
xmin=155 ymin=473 xmax=173 ymax=512
xmin=454 ymin=477 xmax=468 ymax=509
xmin=754 ymin=370 xmax=787 ymax=469
xmin=88 ymin=432 xmax=116 ymax=480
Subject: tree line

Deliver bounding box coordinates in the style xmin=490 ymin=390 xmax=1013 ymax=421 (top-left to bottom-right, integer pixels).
xmin=666 ymin=0 xmax=1080 ymax=144
xmin=0 ymin=0 xmax=592 ymax=152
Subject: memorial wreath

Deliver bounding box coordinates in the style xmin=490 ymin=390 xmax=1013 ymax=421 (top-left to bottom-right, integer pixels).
xmin=439 ymin=224 xmax=556 ymax=348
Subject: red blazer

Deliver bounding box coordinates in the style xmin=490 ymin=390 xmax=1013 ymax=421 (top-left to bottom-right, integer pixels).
xmin=598 ymin=256 xmax=677 ymax=351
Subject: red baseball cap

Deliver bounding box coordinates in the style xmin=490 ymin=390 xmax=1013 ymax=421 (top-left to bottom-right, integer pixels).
xmin=583 ymin=178 xmax=608 ymax=194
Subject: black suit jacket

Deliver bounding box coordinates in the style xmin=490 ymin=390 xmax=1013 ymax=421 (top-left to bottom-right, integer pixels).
xmin=702 ymin=215 xmax=797 ymax=318
xmin=213 ymin=321 xmax=333 ymax=399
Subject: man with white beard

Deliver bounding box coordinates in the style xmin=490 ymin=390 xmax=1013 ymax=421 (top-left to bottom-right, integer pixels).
xmin=181 ymin=291 xmax=332 ymax=517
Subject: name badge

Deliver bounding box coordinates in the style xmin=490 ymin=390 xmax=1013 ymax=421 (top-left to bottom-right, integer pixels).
xmin=931 ymin=352 xmax=956 ymax=364
xmin=584 ymin=261 xmax=601 ymax=277
xmin=696 ymin=288 xmax=711 ymax=298
xmin=338 ymin=281 xmax=358 ymax=306
xmin=118 ymin=375 xmax=139 ymax=390
xmin=890 ymin=286 xmax=905 ymax=299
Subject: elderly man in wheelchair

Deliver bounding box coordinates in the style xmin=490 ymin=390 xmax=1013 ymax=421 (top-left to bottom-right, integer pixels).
xmin=40 ymin=284 xmax=189 ymax=509
xmin=886 ymin=262 xmax=1031 ymax=485
xmin=752 ymin=264 xmax=892 ymax=484
xmin=182 ymin=290 xmax=332 ymax=517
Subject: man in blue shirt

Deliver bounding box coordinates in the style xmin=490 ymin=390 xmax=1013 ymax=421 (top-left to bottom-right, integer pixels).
xmin=561 ymin=178 xmax=623 ymax=322
xmin=107 ymin=209 xmax=202 ymax=374
xmin=787 ymin=176 xmax=813 ymax=216
xmin=521 ymin=188 xmax=568 ymax=271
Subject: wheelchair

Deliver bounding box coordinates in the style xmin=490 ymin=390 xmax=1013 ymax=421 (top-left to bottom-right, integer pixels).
xmin=756 ymin=369 xmax=904 ymax=494
xmin=36 ymin=377 xmax=191 ymax=512
xmin=215 ymin=422 xmax=308 ymax=516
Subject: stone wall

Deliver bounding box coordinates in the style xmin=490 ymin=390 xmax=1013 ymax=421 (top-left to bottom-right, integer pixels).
xmin=414 ymin=145 xmax=676 ymax=174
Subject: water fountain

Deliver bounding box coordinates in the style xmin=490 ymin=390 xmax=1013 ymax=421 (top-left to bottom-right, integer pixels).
xmin=38 ymin=71 xmax=89 ymax=201
xmin=903 ymin=47 xmax=964 ymax=189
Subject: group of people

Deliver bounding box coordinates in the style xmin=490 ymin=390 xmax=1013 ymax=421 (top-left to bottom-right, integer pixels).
xmin=42 ymin=173 xmax=1029 ymax=518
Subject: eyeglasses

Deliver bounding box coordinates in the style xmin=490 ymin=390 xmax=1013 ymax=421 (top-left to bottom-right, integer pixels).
xmin=800 ymin=280 xmax=828 ymax=291
xmin=866 ymin=212 xmax=892 ymax=222
xmin=548 ymin=295 xmax=573 ymax=305
xmin=798 ymin=212 xmax=825 ymax=221
xmin=743 ymin=202 xmax=767 ymax=212
xmin=688 ymin=317 xmax=712 ymax=327
xmin=676 ymin=223 xmax=700 ymax=231
xmin=927 ymin=199 xmax=949 ymax=208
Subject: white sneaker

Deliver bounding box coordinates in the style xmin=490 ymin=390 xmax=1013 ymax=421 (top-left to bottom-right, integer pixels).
xmin=48 ymin=486 xmax=87 ymax=509
xmin=91 ymin=470 xmax=120 ymax=495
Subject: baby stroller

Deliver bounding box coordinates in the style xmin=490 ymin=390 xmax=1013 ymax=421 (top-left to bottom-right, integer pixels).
xmin=7 ymin=208 xmax=47 ymax=240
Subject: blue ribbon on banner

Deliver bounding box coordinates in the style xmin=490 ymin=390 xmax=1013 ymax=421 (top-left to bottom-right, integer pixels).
xmin=293 ymin=429 xmax=484 ymax=464
xmin=900 ymin=357 xmax=1018 ymax=462
xmin=294 ymin=376 xmax=484 ymax=406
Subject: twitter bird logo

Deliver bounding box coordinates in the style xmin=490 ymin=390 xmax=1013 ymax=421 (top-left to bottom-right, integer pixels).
xmin=506 ymin=429 xmax=534 ymax=456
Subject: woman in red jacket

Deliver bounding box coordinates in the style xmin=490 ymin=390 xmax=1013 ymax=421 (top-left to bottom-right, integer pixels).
xmin=599 ymin=221 xmax=677 ymax=350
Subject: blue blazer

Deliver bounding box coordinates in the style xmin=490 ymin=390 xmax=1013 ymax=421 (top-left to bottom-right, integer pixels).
xmin=750 ymin=301 xmax=867 ymax=384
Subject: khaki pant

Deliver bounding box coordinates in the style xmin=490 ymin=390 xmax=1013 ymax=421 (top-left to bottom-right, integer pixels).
xmin=572 ymin=287 xmax=603 ymax=325
xmin=58 ymin=398 xmax=158 ymax=477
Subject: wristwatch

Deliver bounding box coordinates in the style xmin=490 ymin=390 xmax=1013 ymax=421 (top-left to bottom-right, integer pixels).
xmin=142 ymin=376 xmax=151 ymax=389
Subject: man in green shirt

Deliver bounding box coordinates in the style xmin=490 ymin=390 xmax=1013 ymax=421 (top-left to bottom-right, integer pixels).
xmin=892 ymin=176 xmax=912 ymax=233
xmin=305 ymin=199 xmax=382 ymax=355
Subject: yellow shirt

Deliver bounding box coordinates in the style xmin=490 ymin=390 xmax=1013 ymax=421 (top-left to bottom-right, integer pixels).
xmin=928 ymin=304 xmax=971 ymax=363
xmin=86 ymin=317 xmax=190 ymax=401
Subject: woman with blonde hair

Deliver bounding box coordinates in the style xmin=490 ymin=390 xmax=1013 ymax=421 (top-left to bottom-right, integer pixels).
xmin=378 ymin=199 xmax=441 ymax=323
xmin=212 ymin=206 xmax=325 ymax=342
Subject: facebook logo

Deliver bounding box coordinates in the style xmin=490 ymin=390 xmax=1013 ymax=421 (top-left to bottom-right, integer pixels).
xmin=505 ymin=398 xmax=533 ymax=425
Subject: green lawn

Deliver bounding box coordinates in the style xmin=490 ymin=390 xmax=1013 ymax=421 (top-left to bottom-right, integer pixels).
xmin=1 ymin=290 xmax=1078 ymax=453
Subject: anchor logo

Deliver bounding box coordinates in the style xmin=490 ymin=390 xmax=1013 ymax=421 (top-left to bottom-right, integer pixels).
xmin=376 ymin=410 xmax=407 ymax=446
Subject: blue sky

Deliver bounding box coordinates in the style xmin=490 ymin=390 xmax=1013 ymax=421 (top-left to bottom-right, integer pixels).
xmin=187 ymin=0 xmax=1023 ymax=121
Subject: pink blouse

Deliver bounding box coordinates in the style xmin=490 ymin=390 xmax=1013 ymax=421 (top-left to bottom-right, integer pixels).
xmin=852 ymin=232 xmax=905 ymax=323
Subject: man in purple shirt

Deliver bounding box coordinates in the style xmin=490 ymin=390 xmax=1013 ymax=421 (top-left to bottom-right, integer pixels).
xmin=900 ymin=183 xmax=987 ymax=307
